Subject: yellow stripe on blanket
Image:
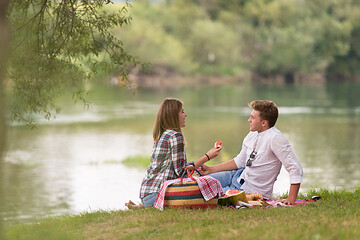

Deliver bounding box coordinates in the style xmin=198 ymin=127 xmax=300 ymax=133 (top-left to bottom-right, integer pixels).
xmin=166 ymin=182 xmax=199 ymax=193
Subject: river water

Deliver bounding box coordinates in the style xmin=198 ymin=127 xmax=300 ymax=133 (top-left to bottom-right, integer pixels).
xmin=2 ymin=82 xmax=360 ymax=224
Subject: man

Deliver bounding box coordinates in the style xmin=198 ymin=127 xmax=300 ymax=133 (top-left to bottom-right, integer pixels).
xmin=201 ymin=100 xmax=303 ymax=205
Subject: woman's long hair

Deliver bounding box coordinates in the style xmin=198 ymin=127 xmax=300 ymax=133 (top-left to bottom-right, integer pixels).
xmin=153 ymin=98 xmax=183 ymax=141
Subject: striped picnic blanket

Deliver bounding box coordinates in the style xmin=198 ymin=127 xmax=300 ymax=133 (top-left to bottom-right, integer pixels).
xmin=154 ymin=176 xmax=224 ymax=210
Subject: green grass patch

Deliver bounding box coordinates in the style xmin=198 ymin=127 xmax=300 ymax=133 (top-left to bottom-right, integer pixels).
xmin=5 ymin=188 xmax=360 ymax=240
xmin=122 ymin=155 xmax=151 ymax=168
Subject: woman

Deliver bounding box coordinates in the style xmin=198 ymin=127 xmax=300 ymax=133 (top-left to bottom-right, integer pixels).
xmin=127 ymin=98 xmax=221 ymax=208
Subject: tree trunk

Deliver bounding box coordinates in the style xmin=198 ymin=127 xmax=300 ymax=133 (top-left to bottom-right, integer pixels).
xmin=284 ymin=73 xmax=295 ymax=84
xmin=0 ymin=0 xmax=9 ymax=238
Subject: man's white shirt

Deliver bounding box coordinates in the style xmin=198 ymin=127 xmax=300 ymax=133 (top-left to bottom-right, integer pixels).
xmin=234 ymin=127 xmax=303 ymax=199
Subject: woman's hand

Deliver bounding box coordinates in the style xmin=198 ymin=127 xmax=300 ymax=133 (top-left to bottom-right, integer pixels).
xmin=206 ymin=146 xmax=222 ymax=160
xmin=194 ymin=146 xmax=222 ymax=170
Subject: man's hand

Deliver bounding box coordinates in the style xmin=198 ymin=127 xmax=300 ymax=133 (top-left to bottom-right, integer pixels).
xmin=279 ymin=198 xmax=295 ymax=205
xmin=186 ymin=165 xmax=195 ymax=171
xmin=281 ymin=183 xmax=301 ymax=205
xmin=199 ymin=159 xmax=238 ymax=176
xmin=198 ymin=164 xmax=212 ymax=175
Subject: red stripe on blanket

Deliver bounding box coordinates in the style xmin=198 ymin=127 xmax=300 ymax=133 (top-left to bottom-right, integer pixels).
xmin=165 ymin=190 xmax=202 ymax=196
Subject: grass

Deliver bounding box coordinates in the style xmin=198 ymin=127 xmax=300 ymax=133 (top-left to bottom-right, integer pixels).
xmin=4 ymin=188 xmax=360 ymax=240
xmin=122 ymin=155 xmax=150 ymax=168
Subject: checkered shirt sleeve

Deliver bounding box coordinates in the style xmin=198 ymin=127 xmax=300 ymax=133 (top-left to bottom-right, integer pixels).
xmin=140 ymin=129 xmax=187 ymax=199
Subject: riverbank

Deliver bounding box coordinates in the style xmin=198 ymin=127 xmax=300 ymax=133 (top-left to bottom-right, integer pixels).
xmin=110 ymin=65 xmax=331 ymax=91
xmin=109 ymin=66 xmax=246 ymax=91
xmin=5 ymin=188 xmax=360 ymax=240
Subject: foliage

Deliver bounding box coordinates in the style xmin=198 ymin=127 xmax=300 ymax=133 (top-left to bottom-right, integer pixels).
xmin=115 ymin=16 xmax=194 ymax=74
xmin=115 ymin=0 xmax=360 ymax=81
xmin=217 ymin=0 xmax=354 ymax=82
xmin=187 ymin=19 xmax=241 ymax=75
xmin=117 ymin=0 xmax=244 ymax=75
xmin=6 ymin=0 xmax=142 ymax=126
xmin=5 ymin=188 xmax=360 ymax=239
xmin=326 ymin=8 xmax=360 ymax=81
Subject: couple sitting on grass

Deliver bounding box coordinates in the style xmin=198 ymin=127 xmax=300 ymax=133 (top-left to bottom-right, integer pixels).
xmin=126 ymin=98 xmax=303 ymax=209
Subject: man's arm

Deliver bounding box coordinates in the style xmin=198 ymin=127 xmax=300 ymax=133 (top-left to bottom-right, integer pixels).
xmin=200 ymin=159 xmax=238 ymax=175
xmin=281 ymin=183 xmax=301 ymax=205
xmin=271 ymin=134 xmax=303 ymax=205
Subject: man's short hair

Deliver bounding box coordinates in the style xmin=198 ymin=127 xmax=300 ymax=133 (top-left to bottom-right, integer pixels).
xmin=248 ymin=100 xmax=278 ymax=128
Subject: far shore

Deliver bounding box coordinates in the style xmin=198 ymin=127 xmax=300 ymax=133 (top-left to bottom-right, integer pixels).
xmin=108 ymin=65 xmax=332 ymax=90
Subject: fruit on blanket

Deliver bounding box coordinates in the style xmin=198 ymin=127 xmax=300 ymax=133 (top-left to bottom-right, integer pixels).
xmin=226 ymin=189 xmax=248 ymax=203
xmin=214 ymin=140 xmax=222 ymax=148
xmin=218 ymin=190 xmax=248 ymax=206
xmin=226 ymin=189 xmax=242 ymax=196
xmin=217 ymin=196 xmax=235 ymax=206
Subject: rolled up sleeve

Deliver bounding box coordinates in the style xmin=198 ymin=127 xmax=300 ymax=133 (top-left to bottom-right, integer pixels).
xmin=271 ymin=134 xmax=303 ymax=184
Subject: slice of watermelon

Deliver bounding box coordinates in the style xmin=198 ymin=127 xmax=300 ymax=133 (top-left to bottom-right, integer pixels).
xmin=225 ymin=189 xmax=248 ymax=204
xmin=218 ymin=191 xmax=248 ymax=206
xmin=226 ymin=189 xmax=242 ymax=196
xmin=215 ymin=140 xmax=222 ymax=148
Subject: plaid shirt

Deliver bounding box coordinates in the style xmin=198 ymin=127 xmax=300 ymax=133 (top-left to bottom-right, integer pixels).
xmin=140 ymin=129 xmax=187 ymax=199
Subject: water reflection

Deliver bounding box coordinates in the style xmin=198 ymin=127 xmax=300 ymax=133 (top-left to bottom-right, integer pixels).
xmin=2 ymin=82 xmax=360 ymax=224
xmin=70 ymin=164 xmax=144 ymax=212
xmin=3 ymin=128 xmax=152 ymax=224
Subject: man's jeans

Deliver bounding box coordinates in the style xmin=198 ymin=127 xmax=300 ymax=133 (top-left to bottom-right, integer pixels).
xmin=209 ymin=168 xmax=245 ymax=192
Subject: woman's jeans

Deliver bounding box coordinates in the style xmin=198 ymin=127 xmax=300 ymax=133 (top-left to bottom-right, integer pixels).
xmin=141 ymin=192 xmax=158 ymax=207
xmin=209 ymin=168 xmax=245 ymax=192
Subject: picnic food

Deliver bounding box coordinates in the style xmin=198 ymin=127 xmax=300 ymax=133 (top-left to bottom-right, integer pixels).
xmin=218 ymin=189 xmax=248 ymax=206
xmin=214 ymin=140 xmax=222 ymax=148
xmin=226 ymin=189 xmax=248 ymax=203
xmin=246 ymin=193 xmax=263 ymax=201
xmin=248 ymin=201 xmax=263 ymax=207
xmin=246 ymin=193 xmax=269 ymax=207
